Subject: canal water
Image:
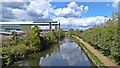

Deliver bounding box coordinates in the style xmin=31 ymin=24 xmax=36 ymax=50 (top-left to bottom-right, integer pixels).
xmin=11 ymin=37 xmax=94 ymax=67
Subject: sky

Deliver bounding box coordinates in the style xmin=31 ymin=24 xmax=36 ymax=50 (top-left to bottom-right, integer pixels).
xmin=0 ymin=0 xmax=119 ymax=30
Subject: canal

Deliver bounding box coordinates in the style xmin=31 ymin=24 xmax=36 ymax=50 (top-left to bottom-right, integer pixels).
xmin=11 ymin=37 xmax=95 ymax=67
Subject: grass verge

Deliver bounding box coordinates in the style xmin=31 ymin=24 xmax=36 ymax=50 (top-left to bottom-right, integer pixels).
xmin=72 ymin=36 xmax=108 ymax=68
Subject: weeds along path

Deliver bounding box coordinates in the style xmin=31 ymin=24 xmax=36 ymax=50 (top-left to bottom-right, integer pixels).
xmin=73 ymin=35 xmax=119 ymax=67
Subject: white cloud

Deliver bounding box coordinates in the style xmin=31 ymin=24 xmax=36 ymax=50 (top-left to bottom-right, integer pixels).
xmin=0 ymin=0 xmax=29 ymax=2
xmin=1 ymin=1 xmax=107 ymax=30
xmin=2 ymin=1 xmax=89 ymax=22
xmin=26 ymin=0 xmax=53 ymax=18
xmin=67 ymin=2 xmax=78 ymax=10
xmin=112 ymin=0 xmax=120 ymax=8
xmin=3 ymin=0 xmax=54 ymax=21
xmin=54 ymin=7 xmax=79 ymax=17
xmin=28 ymin=0 xmax=51 ymax=11
xmin=54 ymin=2 xmax=89 ymax=18
xmin=84 ymin=6 xmax=89 ymax=12
xmin=53 ymin=16 xmax=105 ymax=30
xmin=12 ymin=9 xmax=32 ymax=21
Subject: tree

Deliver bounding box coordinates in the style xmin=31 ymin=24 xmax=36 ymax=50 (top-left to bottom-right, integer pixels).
xmin=29 ymin=25 xmax=41 ymax=50
xmin=59 ymin=29 xmax=65 ymax=38
xmin=45 ymin=32 xmax=57 ymax=43
xmin=68 ymin=29 xmax=75 ymax=35
xmin=11 ymin=31 xmax=18 ymax=46
xmin=54 ymin=28 xmax=65 ymax=39
xmin=106 ymin=12 xmax=118 ymax=25
xmin=80 ymin=29 xmax=83 ymax=33
xmin=79 ymin=12 xmax=120 ymax=64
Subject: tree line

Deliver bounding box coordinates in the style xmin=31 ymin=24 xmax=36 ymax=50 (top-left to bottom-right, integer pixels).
xmin=67 ymin=12 xmax=120 ymax=65
xmin=1 ymin=25 xmax=65 ymax=66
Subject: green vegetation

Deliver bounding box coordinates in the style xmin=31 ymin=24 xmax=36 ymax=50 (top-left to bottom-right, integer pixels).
xmin=55 ymin=29 xmax=66 ymax=38
xmin=67 ymin=29 xmax=83 ymax=37
xmin=44 ymin=32 xmax=57 ymax=43
xmin=73 ymin=36 xmax=105 ymax=67
xmin=68 ymin=12 xmax=120 ymax=65
xmin=1 ymin=25 xmax=62 ymax=66
xmin=59 ymin=29 xmax=66 ymax=38
xmin=1 ymin=44 xmax=27 ymax=65
xmin=11 ymin=31 xmax=18 ymax=46
xmin=29 ymin=25 xmax=41 ymax=51
xmin=20 ymin=25 xmax=31 ymax=30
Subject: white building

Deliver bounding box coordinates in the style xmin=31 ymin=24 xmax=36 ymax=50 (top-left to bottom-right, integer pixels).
xmin=0 ymin=21 xmax=60 ymax=35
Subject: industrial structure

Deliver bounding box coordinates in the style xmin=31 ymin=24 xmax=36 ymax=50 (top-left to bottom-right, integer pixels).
xmin=0 ymin=21 xmax=60 ymax=35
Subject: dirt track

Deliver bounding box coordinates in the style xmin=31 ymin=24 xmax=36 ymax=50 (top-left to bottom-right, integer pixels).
xmin=73 ymin=35 xmax=119 ymax=68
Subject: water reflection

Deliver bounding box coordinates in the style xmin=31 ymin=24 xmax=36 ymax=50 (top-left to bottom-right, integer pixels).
xmin=39 ymin=38 xmax=91 ymax=66
xmin=11 ymin=37 xmax=92 ymax=66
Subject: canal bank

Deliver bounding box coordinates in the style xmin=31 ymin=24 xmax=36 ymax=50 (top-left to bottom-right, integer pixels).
xmin=72 ymin=35 xmax=119 ymax=68
xmin=9 ymin=37 xmax=95 ymax=67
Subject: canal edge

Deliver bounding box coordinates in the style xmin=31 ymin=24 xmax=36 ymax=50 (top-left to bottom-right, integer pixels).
xmin=82 ymin=47 xmax=99 ymax=67
xmin=72 ymin=35 xmax=119 ymax=68
xmin=71 ymin=35 xmax=99 ymax=67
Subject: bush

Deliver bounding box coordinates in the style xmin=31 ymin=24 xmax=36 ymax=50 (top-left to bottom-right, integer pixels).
xmin=2 ymin=43 xmax=27 ymax=66
xmin=29 ymin=25 xmax=41 ymax=50
xmin=45 ymin=32 xmax=57 ymax=43
xmin=68 ymin=12 xmax=120 ymax=64
xmin=11 ymin=31 xmax=18 ymax=46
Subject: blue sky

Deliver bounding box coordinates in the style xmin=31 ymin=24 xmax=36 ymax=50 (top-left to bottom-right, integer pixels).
xmin=0 ymin=0 xmax=118 ymax=30
xmin=51 ymin=2 xmax=117 ymax=30
xmin=51 ymin=2 xmax=116 ymax=17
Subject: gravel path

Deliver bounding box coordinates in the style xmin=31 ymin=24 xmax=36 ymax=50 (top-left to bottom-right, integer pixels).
xmin=73 ymin=35 xmax=119 ymax=68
